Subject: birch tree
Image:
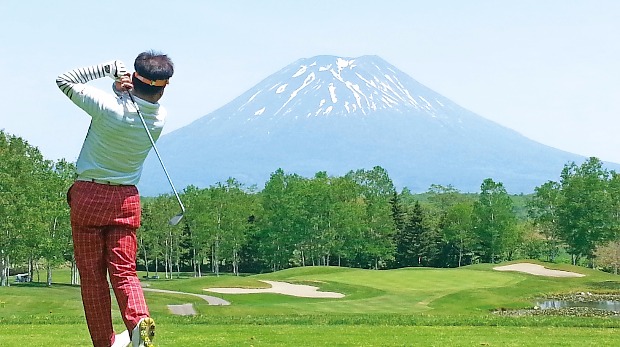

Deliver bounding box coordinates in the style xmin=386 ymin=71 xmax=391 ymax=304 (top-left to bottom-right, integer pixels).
xmin=472 ymin=178 xmax=518 ymax=263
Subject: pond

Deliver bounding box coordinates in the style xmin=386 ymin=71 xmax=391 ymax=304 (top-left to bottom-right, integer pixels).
xmin=536 ymin=300 xmax=620 ymax=311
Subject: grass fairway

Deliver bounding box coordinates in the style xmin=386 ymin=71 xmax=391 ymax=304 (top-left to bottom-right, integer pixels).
xmin=1 ymin=261 xmax=619 ymax=346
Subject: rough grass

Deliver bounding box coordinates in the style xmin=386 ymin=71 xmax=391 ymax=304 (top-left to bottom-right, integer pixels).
xmin=1 ymin=261 xmax=619 ymax=346
xmin=0 ymin=324 xmax=618 ymax=347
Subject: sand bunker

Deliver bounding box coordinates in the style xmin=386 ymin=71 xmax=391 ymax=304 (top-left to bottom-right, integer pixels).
xmin=205 ymin=280 xmax=345 ymax=298
xmin=494 ymin=263 xmax=585 ymax=277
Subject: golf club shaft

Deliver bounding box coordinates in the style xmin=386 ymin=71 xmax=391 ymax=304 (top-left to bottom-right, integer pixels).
xmin=127 ymin=91 xmax=185 ymax=214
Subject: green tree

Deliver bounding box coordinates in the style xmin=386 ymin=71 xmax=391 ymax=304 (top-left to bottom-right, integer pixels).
xmin=557 ymin=158 xmax=615 ymax=266
xmin=391 ymin=191 xmax=407 ymax=238
xmin=528 ymin=181 xmax=562 ymax=262
xmin=326 ymin=175 xmax=366 ymax=267
xmin=299 ymin=172 xmax=336 ymax=266
xmin=257 ymin=169 xmax=303 ymax=271
xmin=39 ymin=159 xmax=75 ymax=285
xmin=389 ymin=191 xmax=407 ymax=268
xmin=178 ymin=185 xmax=208 ymax=277
xmin=426 ymin=184 xmax=474 ymax=267
xmin=139 ymin=196 xmax=169 ymax=277
xmin=472 ymin=178 xmax=518 ymax=263
xmin=427 ymin=184 xmax=463 ymax=211
xmin=0 ymin=132 xmax=56 ymax=286
xmin=140 ymin=194 xmax=181 ymax=278
xmin=345 ymin=166 xmax=396 ymax=269
xmin=214 ymin=178 xmax=257 ymax=275
xmin=395 ymin=201 xmax=424 ymax=267
xmin=607 ymin=172 xmax=620 ymax=244
xmin=442 ymin=200 xmax=474 ymax=267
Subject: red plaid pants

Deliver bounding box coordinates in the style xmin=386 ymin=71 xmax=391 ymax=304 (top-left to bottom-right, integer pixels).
xmin=68 ymin=181 xmax=150 ymax=347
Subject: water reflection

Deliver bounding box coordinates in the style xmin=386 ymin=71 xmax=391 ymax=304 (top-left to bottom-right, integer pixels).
xmin=536 ymin=300 xmax=620 ymax=311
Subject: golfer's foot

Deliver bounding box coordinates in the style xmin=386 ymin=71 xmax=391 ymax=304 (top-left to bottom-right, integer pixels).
xmin=112 ymin=330 xmax=130 ymax=347
xmin=131 ymin=317 xmax=155 ymax=347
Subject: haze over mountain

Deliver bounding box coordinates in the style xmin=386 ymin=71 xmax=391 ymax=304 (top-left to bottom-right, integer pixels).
xmin=139 ymin=55 xmax=612 ymax=196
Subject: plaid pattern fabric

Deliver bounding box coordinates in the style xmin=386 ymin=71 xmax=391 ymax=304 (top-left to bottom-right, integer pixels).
xmin=69 ymin=181 xmax=150 ymax=347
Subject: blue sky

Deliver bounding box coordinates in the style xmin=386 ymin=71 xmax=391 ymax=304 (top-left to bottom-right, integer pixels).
xmin=2 ymin=0 xmax=619 ymax=164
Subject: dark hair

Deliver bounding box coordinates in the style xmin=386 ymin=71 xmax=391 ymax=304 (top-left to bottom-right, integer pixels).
xmin=133 ymin=50 xmax=174 ymax=96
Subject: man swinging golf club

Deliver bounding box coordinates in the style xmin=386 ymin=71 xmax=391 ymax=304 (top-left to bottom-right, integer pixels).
xmin=56 ymin=51 xmax=174 ymax=347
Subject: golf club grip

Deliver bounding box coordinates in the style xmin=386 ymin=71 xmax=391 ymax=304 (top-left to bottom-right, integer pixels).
xmin=127 ymin=92 xmax=186 ymax=213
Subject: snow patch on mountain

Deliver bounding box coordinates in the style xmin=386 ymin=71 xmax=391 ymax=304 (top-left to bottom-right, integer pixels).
xmin=254 ymin=107 xmax=265 ymax=116
xmin=276 ymin=84 xmax=288 ymax=94
xmin=292 ymin=66 xmax=306 ymax=78
xmin=235 ymin=55 xmax=454 ymax=120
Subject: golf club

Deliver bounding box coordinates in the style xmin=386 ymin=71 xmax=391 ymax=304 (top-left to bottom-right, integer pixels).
xmin=127 ymin=91 xmax=185 ymax=226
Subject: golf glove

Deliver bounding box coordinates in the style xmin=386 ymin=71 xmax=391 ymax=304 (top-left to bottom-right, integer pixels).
xmin=103 ymin=60 xmax=128 ymax=80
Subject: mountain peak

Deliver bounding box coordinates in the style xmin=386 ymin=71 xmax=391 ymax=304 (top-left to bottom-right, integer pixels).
xmin=232 ymin=55 xmax=448 ymax=121
xmin=139 ymin=55 xmax=594 ymax=196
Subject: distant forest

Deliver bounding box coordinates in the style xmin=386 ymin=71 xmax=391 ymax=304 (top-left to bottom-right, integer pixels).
xmin=2 ymin=129 xmax=619 ymax=286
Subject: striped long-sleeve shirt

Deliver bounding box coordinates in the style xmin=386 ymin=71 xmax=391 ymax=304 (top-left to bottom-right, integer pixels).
xmin=56 ymin=62 xmax=167 ymax=186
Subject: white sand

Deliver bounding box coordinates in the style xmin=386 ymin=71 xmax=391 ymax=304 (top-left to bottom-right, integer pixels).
xmin=205 ymin=280 xmax=345 ymax=298
xmin=493 ymin=263 xmax=585 ymax=277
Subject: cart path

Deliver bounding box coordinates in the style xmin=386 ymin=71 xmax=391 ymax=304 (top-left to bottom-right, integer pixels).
xmin=167 ymin=303 xmax=197 ymax=316
xmin=142 ymin=287 xmax=231 ymax=305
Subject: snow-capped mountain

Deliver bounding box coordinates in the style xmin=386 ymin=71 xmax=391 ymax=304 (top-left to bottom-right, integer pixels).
xmin=240 ymin=55 xmax=451 ymax=118
xmin=139 ymin=55 xmax=596 ymax=196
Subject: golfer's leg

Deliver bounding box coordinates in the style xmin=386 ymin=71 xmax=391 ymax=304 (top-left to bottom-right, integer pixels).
xmin=73 ymin=226 xmax=115 ymax=347
xmin=107 ymin=226 xmax=150 ymax=331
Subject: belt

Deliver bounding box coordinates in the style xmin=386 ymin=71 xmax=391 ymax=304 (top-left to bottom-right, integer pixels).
xmin=76 ymin=176 xmax=126 ymax=186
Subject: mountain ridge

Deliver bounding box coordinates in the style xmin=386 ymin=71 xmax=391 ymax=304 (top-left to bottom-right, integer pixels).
xmin=138 ymin=55 xmax=615 ymax=196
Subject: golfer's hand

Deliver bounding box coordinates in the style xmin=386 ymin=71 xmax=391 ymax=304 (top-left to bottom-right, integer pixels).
xmin=103 ymin=60 xmax=128 ymax=80
xmin=115 ymin=74 xmax=133 ymax=92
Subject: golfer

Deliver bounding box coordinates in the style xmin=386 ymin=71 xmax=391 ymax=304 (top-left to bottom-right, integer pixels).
xmin=56 ymin=51 xmax=174 ymax=347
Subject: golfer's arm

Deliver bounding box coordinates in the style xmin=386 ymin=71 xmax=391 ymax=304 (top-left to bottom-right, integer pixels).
xmin=56 ymin=63 xmax=126 ymax=119
xmin=55 ymin=64 xmax=109 ymax=99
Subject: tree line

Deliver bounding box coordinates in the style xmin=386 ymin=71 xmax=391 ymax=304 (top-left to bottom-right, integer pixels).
xmin=0 ymin=130 xmax=76 ymax=286
xmin=138 ymin=159 xmax=620 ymax=277
xmin=145 ymin=171 xmax=523 ymax=276
xmin=2 ymin=129 xmax=620 ymax=286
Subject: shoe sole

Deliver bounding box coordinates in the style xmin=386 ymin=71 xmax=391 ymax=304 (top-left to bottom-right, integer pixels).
xmin=139 ymin=317 xmax=156 ymax=347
